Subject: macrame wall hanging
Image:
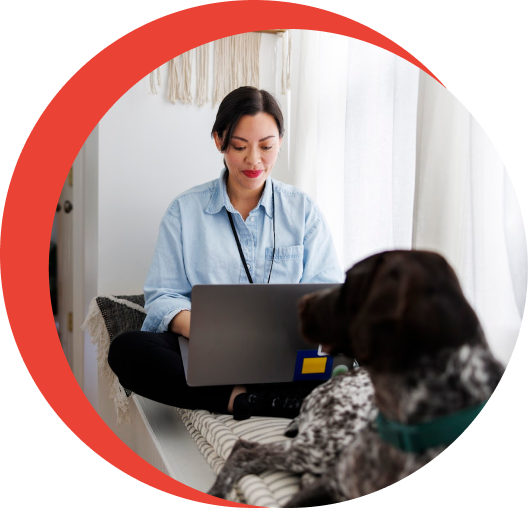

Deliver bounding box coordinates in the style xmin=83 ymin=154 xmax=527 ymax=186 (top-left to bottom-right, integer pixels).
xmin=167 ymin=50 xmax=193 ymax=104
xmin=149 ymin=68 xmax=161 ymax=95
xmin=148 ymin=30 xmax=291 ymax=106
xmin=213 ymin=32 xmax=261 ymax=105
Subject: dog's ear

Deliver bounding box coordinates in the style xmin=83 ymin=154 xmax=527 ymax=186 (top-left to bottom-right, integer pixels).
xmin=343 ymin=252 xmax=387 ymax=315
xmin=347 ymin=253 xmax=414 ymax=366
xmin=400 ymin=254 xmax=482 ymax=360
xmin=341 ymin=252 xmax=399 ymax=361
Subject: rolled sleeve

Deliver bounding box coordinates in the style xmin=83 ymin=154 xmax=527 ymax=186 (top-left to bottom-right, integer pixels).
xmin=142 ymin=202 xmax=193 ymax=332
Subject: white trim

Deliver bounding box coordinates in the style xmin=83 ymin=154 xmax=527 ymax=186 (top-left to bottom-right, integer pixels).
xmin=133 ymin=396 xmax=175 ymax=478
xmin=72 ymin=148 xmax=84 ymax=388
xmin=81 ymin=126 xmax=99 ymax=410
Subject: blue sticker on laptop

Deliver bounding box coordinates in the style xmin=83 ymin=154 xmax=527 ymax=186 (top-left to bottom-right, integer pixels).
xmin=293 ymin=350 xmax=334 ymax=381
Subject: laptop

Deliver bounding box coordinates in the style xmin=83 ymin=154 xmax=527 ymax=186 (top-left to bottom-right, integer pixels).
xmin=178 ymin=284 xmax=356 ymax=387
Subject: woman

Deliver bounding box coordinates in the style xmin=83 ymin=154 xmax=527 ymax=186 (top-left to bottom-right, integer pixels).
xmin=109 ymin=87 xmax=343 ymax=420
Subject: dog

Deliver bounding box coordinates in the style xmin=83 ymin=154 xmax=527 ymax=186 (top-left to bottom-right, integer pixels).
xmin=208 ymin=250 xmax=504 ymax=506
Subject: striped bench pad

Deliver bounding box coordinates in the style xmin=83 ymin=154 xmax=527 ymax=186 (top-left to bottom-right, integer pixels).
xmin=178 ymin=409 xmax=301 ymax=507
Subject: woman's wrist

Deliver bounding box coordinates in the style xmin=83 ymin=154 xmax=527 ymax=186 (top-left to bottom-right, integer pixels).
xmin=169 ymin=310 xmax=191 ymax=338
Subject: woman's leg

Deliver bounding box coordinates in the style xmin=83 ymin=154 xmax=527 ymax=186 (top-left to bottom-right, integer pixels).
xmin=108 ymin=330 xmax=233 ymax=414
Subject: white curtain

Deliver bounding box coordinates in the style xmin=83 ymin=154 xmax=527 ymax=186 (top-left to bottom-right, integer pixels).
xmin=288 ymin=30 xmax=526 ymax=365
xmin=414 ymin=74 xmax=526 ymax=364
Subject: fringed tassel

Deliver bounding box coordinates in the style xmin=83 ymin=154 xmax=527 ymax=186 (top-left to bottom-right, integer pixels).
xmin=167 ymin=57 xmax=180 ymax=104
xmin=252 ymin=32 xmax=261 ymax=88
xmin=213 ymin=37 xmax=224 ymax=105
xmin=196 ymin=43 xmax=209 ymax=106
xmin=181 ymin=50 xmax=193 ymax=104
xmin=244 ymin=31 xmax=261 ymax=88
xmin=167 ymin=51 xmax=195 ymax=105
xmin=230 ymin=35 xmax=236 ymax=91
xmin=280 ymin=30 xmax=291 ymax=94
xmin=168 ymin=57 xmax=180 ymax=104
xmin=155 ymin=32 xmax=268 ymax=104
xmin=213 ymin=32 xmax=261 ymax=105
xmin=149 ymin=67 xmax=162 ymax=95
xmin=81 ymin=297 xmax=132 ymax=425
xmin=149 ymin=71 xmax=156 ymax=94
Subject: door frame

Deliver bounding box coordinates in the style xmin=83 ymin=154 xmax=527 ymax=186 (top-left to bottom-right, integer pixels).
xmin=69 ymin=127 xmax=99 ymax=399
xmin=77 ymin=126 xmax=99 ymax=409
xmin=71 ymin=149 xmax=84 ymax=388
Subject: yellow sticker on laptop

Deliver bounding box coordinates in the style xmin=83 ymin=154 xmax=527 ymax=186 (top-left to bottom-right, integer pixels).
xmin=301 ymin=357 xmax=327 ymax=374
xmin=293 ymin=350 xmax=333 ymax=381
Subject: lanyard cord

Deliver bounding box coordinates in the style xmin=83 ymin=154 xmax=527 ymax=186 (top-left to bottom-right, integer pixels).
xmin=226 ymin=181 xmax=275 ymax=284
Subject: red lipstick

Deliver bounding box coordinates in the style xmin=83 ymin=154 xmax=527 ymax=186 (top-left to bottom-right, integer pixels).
xmin=242 ymin=170 xmax=264 ymax=179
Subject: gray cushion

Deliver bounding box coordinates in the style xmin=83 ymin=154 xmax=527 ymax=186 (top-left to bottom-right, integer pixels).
xmin=96 ymin=294 xmax=146 ymax=340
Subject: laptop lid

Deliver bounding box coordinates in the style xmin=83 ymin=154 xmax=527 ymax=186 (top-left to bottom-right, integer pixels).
xmin=185 ymin=283 xmax=341 ymax=386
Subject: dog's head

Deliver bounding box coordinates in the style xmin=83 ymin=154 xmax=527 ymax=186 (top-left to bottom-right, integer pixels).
xmin=299 ymin=250 xmax=483 ymax=373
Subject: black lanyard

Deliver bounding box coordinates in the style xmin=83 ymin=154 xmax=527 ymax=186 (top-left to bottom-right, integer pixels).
xmin=226 ymin=181 xmax=275 ymax=284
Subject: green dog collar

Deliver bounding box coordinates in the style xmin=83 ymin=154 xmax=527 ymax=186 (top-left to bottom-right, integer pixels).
xmin=376 ymin=400 xmax=488 ymax=454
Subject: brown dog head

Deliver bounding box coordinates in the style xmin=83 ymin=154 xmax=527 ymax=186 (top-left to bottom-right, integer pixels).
xmin=299 ymin=250 xmax=484 ymax=373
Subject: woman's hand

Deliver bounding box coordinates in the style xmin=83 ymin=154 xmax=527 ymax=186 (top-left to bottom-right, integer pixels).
xmin=169 ymin=310 xmax=191 ymax=338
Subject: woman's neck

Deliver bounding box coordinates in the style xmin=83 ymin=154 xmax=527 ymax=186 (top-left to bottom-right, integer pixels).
xmin=226 ymin=176 xmax=265 ymax=220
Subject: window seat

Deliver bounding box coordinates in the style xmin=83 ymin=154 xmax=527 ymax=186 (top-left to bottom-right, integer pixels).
xmin=83 ymin=294 xmax=303 ymax=506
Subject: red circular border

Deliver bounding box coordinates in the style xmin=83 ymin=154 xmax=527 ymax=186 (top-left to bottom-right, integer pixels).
xmin=1 ymin=1 xmax=441 ymax=505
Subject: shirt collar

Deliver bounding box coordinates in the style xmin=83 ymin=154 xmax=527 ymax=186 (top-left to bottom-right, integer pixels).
xmin=205 ymin=167 xmax=274 ymax=218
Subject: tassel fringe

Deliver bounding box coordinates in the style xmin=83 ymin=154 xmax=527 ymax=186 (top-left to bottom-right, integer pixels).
xmin=167 ymin=51 xmax=193 ymax=105
xmin=149 ymin=67 xmax=162 ymax=94
xmin=81 ymin=296 xmax=136 ymax=425
xmin=151 ymin=32 xmax=290 ymax=105
xmin=196 ymin=43 xmax=209 ymax=106
xmin=213 ymin=32 xmax=261 ymax=105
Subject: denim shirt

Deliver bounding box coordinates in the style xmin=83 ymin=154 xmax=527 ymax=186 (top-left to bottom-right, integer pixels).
xmin=141 ymin=168 xmax=344 ymax=333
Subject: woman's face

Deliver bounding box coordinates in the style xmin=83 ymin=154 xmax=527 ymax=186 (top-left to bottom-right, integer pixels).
xmin=215 ymin=112 xmax=282 ymax=195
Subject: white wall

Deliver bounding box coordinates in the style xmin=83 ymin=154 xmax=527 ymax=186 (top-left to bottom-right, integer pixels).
xmin=97 ymin=34 xmax=290 ymax=294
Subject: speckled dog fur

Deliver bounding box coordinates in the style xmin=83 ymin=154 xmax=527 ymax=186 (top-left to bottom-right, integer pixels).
xmin=208 ymin=251 xmax=504 ymax=506
xmin=207 ymin=369 xmax=376 ymax=503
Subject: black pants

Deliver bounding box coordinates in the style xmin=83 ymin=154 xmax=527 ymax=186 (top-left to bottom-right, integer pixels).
xmin=108 ymin=331 xmax=234 ymax=413
xmin=108 ymin=330 xmax=325 ymax=415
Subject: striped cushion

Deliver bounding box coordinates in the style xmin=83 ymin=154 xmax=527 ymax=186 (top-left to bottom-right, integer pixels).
xmin=178 ymin=409 xmax=301 ymax=506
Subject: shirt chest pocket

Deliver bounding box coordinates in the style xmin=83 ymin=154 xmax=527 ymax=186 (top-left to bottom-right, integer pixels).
xmin=264 ymin=244 xmax=304 ymax=283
